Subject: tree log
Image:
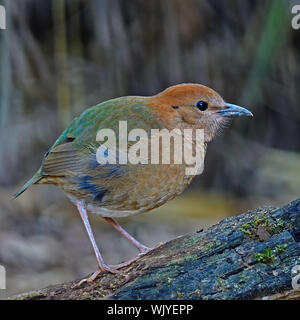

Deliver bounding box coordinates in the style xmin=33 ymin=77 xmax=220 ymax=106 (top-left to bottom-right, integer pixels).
xmin=11 ymin=199 xmax=300 ymax=300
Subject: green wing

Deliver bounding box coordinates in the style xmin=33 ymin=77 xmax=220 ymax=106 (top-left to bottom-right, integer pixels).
xmin=41 ymin=96 xmax=161 ymax=177
xmin=13 ymin=96 xmax=161 ymax=198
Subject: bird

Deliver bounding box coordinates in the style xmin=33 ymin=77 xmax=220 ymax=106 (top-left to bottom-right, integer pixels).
xmin=13 ymin=83 xmax=253 ymax=282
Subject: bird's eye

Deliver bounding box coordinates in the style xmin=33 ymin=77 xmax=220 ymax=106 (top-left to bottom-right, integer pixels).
xmin=196 ymin=100 xmax=208 ymax=111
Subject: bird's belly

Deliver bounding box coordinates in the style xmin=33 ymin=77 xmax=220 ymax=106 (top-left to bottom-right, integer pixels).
xmin=66 ymin=164 xmax=194 ymax=218
xmin=128 ymin=164 xmax=192 ymax=211
xmin=48 ymin=162 xmax=195 ymax=218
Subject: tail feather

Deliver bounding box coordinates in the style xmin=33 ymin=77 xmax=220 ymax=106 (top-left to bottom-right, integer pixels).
xmin=13 ymin=169 xmax=42 ymax=199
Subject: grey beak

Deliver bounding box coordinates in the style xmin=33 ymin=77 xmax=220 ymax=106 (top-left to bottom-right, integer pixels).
xmin=217 ymin=103 xmax=253 ymax=117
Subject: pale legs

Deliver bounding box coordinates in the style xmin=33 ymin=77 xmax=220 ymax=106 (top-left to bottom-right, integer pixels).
xmin=103 ymin=217 xmax=152 ymax=269
xmin=76 ymin=201 xmax=117 ymax=282
xmin=76 ymin=201 xmax=152 ymax=282
xmin=104 ymin=217 xmax=151 ymax=254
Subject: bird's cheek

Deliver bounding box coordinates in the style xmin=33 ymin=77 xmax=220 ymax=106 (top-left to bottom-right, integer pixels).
xmin=215 ymin=116 xmax=225 ymax=123
xmin=182 ymin=114 xmax=199 ymax=125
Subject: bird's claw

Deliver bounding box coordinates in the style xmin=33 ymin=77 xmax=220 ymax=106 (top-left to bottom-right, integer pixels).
xmin=77 ymin=264 xmax=119 ymax=286
xmin=77 ymin=248 xmax=154 ymax=286
xmin=108 ymin=247 xmax=153 ymax=270
xmin=139 ymin=246 xmax=153 ymax=255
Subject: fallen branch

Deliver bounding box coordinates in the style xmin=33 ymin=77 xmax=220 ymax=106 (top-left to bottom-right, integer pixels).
xmin=11 ymin=199 xmax=300 ymax=300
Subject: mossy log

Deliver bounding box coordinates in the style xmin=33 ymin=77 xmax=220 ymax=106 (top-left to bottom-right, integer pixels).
xmin=11 ymin=199 xmax=300 ymax=300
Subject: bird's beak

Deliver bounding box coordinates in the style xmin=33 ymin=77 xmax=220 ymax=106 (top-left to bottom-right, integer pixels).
xmin=217 ymin=103 xmax=253 ymax=117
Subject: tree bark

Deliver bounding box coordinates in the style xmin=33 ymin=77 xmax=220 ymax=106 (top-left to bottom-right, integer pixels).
xmin=11 ymin=199 xmax=300 ymax=300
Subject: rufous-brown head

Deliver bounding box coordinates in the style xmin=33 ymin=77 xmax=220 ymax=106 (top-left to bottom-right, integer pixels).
xmin=148 ymin=83 xmax=253 ymax=142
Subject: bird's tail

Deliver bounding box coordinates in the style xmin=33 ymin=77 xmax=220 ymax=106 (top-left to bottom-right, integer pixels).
xmin=13 ymin=168 xmax=43 ymax=199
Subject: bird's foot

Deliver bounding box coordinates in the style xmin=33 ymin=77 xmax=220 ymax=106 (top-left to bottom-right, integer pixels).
xmin=77 ymin=248 xmax=154 ymax=285
xmin=109 ymin=247 xmax=153 ymax=270
xmin=138 ymin=245 xmax=153 ymax=255
xmin=77 ymin=264 xmax=119 ymax=286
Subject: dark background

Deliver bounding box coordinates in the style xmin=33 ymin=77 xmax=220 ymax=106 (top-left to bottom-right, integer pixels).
xmin=0 ymin=0 xmax=299 ymax=298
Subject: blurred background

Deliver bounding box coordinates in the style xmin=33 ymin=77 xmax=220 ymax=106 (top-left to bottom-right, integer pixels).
xmin=0 ymin=0 xmax=299 ymax=298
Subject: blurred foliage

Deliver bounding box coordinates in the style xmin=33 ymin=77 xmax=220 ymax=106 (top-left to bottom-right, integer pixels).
xmin=0 ymin=0 xmax=299 ymax=199
xmin=0 ymin=0 xmax=299 ymax=297
xmin=0 ymin=0 xmax=298 ymax=196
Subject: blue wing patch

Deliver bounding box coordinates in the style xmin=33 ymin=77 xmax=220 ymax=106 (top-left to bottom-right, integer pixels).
xmin=77 ymin=175 xmax=108 ymax=202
